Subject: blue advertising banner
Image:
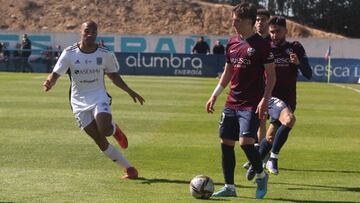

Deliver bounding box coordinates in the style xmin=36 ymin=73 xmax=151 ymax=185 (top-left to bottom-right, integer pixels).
xmin=0 ymin=52 xmax=359 ymax=83
xmin=299 ymin=57 xmax=360 ymax=83
xmin=116 ymin=52 xmax=225 ymax=77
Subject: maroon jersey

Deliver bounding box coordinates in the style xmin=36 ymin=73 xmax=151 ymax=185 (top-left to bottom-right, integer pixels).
xmin=271 ymin=41 xmax=307 ymax=110
xmin=225 ymin=33 xmax=274 ymax=110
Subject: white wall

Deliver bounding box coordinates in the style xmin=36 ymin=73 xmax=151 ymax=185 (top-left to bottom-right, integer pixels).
xmin=1 ymin=31 xmax=359 ymax=59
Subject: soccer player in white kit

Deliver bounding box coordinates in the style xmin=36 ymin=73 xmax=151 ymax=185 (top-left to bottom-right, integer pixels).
xmin=43 ymin=20 xmax=145 ymax=179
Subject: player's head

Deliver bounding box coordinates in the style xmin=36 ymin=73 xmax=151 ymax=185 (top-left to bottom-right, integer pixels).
xmin=232 ymin=2 xmax=257 ymax=34
xmin=80 ymin=20 xmax=98 ymax=46
xmin=269 ymin=16 xmax=287 ymax=46
xmin=255 ymin=8 xmax=270 ymax=35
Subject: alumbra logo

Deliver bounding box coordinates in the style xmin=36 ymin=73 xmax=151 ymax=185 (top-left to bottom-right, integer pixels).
xmin=125 ymin=53 xmax=203 ymax=69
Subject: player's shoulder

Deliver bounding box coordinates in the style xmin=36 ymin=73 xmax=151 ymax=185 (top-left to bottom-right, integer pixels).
xmin=290 ymin=41 xmax=304 ymax=49
xmin=98 ymin=45 xmax=110 ymax=53
xmin=227 ymin=35 xmax=239 ymax=44
xmin=64 ymin=43 xmax=79 ymax=53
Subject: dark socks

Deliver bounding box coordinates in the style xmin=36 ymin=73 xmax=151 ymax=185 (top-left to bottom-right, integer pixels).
xmin=241 ymin=144 xmax=263 ymax=174
xmin=259 ymin=138 xmax=273 ymax=160
xmin=272 ymin=125 xmax=292 ymax=154
xmin=221 ymin=144 xmax=236 ymax=184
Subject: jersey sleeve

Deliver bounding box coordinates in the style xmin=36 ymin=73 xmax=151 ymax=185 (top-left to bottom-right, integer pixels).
xmin=225 ymin=39 xmax=231 ymax=64
xmin=104 ymin=52 xmax=120 ymax=73
xmin=292 ymin=41 xmax=306 ymax=60
xmin=52 ymin=50 xmax=70 ymax=75
xmin=262 ymin=41 xmax=274 ymax=65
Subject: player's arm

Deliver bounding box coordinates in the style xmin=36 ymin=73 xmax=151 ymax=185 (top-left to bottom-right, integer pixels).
xmin=290 ymin=43 xmax=312 ymax=79
xmin=292 ymin=55 xmax=312 ymax=79
xmin=106 ymin=73 xmax=145 ymax=105
xmin=205 ymin=63 xmax=233 ymax=113
xmin=43 ymin=72 xmax=61 ymax=91
xmin=257 ymin=62 xmax=276 ymax=120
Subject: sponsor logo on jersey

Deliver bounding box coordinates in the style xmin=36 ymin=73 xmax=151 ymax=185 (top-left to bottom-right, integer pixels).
xmin=274 ymin=57 xmax=291 ymax=64
xmin=74 ymin=68 xmax=101 ymax=75
xmin=97 ymin=57 xmax=103 ymax=65
xmin=267 ymin=52 xmax=275 ymax=60
xmin=230 ymin=57 xmax=251 ymax=65
xmin=247 ymin=47 xmax=256 ymax=56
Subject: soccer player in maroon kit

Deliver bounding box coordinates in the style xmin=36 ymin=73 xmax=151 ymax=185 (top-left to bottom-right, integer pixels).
xmin=258 ymin=16 xmax=312 ymax=175
xmin=206 ymin=2 xmax=276 ymax=199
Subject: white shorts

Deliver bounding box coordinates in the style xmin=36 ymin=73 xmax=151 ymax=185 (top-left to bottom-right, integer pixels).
xmin=74 ymin=101 xmax=112 ymax=129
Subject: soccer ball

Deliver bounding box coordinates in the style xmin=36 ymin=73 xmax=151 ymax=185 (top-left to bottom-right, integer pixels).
xmin=189 ymin=175 xmax=214 ymax=199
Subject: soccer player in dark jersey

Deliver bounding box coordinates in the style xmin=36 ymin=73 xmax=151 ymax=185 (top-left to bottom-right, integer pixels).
xmin=243 ymin=7 xmax=272 ymax=172
xmin=257 ymin=16 xmax=312 ymax=175
xmin=255 ymin=8 xmax=271 ymax=41
xmin=243 ymin=7 xmax=273 ymax=181
xmin=205 ymin=2 xmax=276 ymax=199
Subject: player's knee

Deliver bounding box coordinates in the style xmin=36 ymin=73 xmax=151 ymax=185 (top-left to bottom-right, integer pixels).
xmin=266 ymin=134 xmax=274 ymax=143
xmin=281 ymin=113 xmax=296 ymax=128
xmin=221 ymin=139 xmax=236 ymax=146
xmin=98 ymin=124 xmax=113 ymax=137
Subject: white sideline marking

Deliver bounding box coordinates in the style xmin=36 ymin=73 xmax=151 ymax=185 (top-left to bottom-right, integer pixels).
xmin=332 ymin=84 xmax=360 ymax=94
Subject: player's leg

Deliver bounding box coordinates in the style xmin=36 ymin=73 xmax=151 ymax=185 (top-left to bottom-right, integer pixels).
xmin=259 ymin=122 xmax=278 ymax=160
xmin=94 ymin=104 xmax=138 ymax=179
xmin=258 ymin=97 xmax=284 ymax=174
xmin=95 ymin=105 xmax=128 ymax=149
xmin=266 ymin=107 xmax=295 ymax=175
xmin=238 ymin=110 xmax=268 ymax=199
xmin=243 ymin=119 xmax=267 ymax=170
xmin=212 ymin=108 xmax=238 ymax=197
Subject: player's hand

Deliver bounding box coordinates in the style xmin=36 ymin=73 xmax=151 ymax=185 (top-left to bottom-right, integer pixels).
xmin=256 ymin=98 xmax=268 ymax=120
xmin=128 ymin=90 xmax=145 ymax=105
xmin=43 ymin=80 xmax=52 ymax=92
xmin=290 ymin=52 xmax=300 ymax=65
xmin=206 ymin=96 xmax=217 ymax=114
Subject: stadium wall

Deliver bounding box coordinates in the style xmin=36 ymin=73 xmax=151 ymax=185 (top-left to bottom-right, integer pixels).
xmin=0 ymin=32 xmax=359 ymax=83
xmin=1 ymin=32 xmax=360 ymax=58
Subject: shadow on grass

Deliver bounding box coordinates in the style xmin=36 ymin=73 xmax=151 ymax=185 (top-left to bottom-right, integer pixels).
xmin=241 ymin=196 xmax=359 ymax=203
xmin=135 ymin=177 xmax=254 ymax=189
xmin=272 ymin=181 xmax=360 ymax=193
xmin=280 ymin=167 xmax=360 ymax=174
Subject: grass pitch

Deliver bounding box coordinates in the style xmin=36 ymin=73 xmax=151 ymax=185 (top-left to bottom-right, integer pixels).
xmin=0 ymin=72 xmax=359 ymax=203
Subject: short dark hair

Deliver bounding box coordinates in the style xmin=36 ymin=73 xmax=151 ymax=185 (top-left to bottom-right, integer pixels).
xmin=232 ymin=2 xmax=257 ymax=26
xmin=257 ymin=8 xmax=270 ymax=18
xmin=269 ymin=16 xmax=286 ymax=28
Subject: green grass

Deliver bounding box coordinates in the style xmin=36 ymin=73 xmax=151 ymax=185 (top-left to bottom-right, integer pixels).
xmin=0 ymin=72 xmax=360 ymax=202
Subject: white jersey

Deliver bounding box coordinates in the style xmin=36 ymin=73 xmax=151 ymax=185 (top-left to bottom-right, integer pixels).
xmin=53 ymin=44 xmax=119 ymax=113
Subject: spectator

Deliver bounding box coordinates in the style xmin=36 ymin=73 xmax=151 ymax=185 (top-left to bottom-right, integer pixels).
xmin=21 ymin=34 xmax=33 ymax=72
xmin=13 ymin=43 xmax=22 ymax=57
xmin=54 ymin=45 xmax=62 ymax=60
xmin=98 ymin=40 xmax=107 ymax=48
xmin=212 ymin=40 xmax=225 ymax=55
xmin=13 ymin=43 xmax=22 ymax=72
xmin=192 ymin=36 xmax=210 ymax=54
xmin=0 ymin=42 xmax=4 ymax=60
xmin=41 ymin=45 xmax=53 ymax=73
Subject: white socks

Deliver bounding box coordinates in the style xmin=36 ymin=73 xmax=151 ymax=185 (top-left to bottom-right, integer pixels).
xmin=103 ymin=143 xmax=131 ymax=169
xmin=111 ymin=122 xmax=116 ymax=135
xmin=256 ymin=171 xmax=266 ymax=179
xmin=270 ymin=152 xmax=279 ymax=159
xmin=225 ymin=184 xmax=236 ymax=191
